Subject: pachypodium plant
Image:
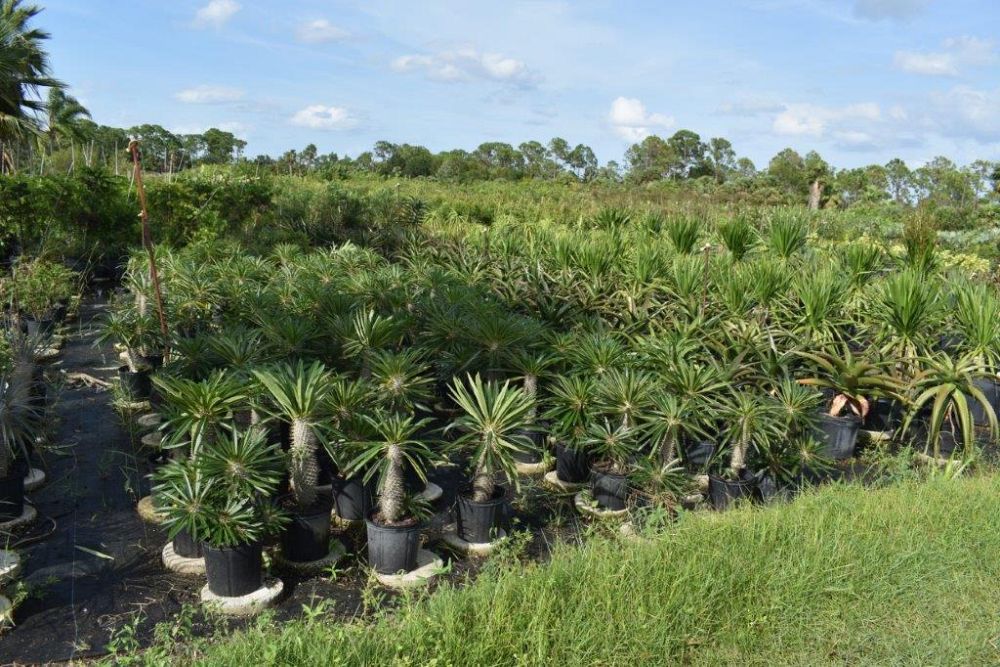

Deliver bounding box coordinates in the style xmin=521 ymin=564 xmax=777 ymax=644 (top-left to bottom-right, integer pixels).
xmin=796 ymin=346 xmax=903 ymax=419
xmin=718 ymin=389 xmax=783 ymax=478
xmin=154 ymin=370 xmax=247 ymax=453
xmin=253 ymin=360 xmax=334 ymax=510
xmin=448 ymin=374 xmax=535 ymax=502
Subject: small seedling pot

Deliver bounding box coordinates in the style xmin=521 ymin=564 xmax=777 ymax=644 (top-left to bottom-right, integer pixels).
xmin=118 ymin=366 xmax=152 ymax=400
xmin=0 ymin=463 xmax=26 ymax=522
xmin=173 ymin=528 xmax=203 ymax=559
xmin=456 ymin=488 xmax=510 ymax=543
xmin=708 ymin=473 xmax=756 ymax=510
xmin=555 ymin=444 xmax=590 ymax=483
xmin=332 ymin=474 xmax=375 ymax=521
xmin=366 ymin=516 xmax=422 ymax=574
xmin=591 ymin=469 xmax=628 ymax=511
xmin=814 ymin=413 xmax=860 ymax=460
xmin=280 ymin=499 xmax=334 ymax=563
xmin=203 ymin=542 xmax=263 ymax=598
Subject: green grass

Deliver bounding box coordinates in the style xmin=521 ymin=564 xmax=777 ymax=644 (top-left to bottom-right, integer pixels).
xmin=164 ymin=476 xmax=1000 ymax=666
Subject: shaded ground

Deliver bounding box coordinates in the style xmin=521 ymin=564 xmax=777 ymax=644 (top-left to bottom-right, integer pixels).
xmin=0 ymin=300 xmax=586 ymax=664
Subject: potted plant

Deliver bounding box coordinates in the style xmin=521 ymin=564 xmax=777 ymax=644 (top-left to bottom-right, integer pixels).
xmin=447 ymin=374 xmax=535 ymax=543
xmin=348 ymin=413 xmax=436 ymax=574
xmin=507 ymin=350 xmax=556 ymax=465
xmin=952 ymin=280 xmax=1000 ymax=425
xmin=709 ymin=389 xmax=782 ymax=510
xmin=0 ymin=367 xmax=41 ymax=522
xmin=581 ymin=418 xmax=639 ymax=511
xmin=544 ymin=374 xmax=596 ymax=484
xmin=253 ymin=360 xmax=336 ymax=564
xmin=154 ymin=370 xmax=247 ymax=455
xmin=796 ymin=347 xmax=903 ymax=460
xmin=8 ymin=259 xmax=78 ymax=337
xmin=327 ymin=376 xmax=377 ymax=521
xmin=96 ymin=303 xmax=164 ymax=400
xmin=155 ymin=428 xmax=286 ymax=597
xmin=902 ymin=353 xmax=999 ymax=460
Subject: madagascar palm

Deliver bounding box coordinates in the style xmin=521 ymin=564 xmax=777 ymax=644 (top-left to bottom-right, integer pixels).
xmin=448 ymin=374 xmax=535 ymax=502
xmin=543 ymin=374 xmax=595 ymax=449
xmin=642 ymin=392 xmax=708 ymax=463
xmin=368 ymin=348 xmax=434 ymax=415
xmin=719 ymin=390 xmax=783 ymax=477
xmin=869 ymin=270 xmax=941 ymax=369
xmin=154 ymin=370 xmax=247 ymax=452
xmin=348 ymin=413 xmax=435 ymax=524
xmin=253 ymin=360 xmax=334 ymax=510
xmin=595 ymin=368 xmax=655 ymax=431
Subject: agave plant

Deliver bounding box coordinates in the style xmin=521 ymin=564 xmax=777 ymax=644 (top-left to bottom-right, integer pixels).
xmin=253 ymin=360 xmax=334 ymax=510
xmin=902 ymin=353 xmax=999 ymax=458
xmin=447 ymin=374 xmax=535 ymax=502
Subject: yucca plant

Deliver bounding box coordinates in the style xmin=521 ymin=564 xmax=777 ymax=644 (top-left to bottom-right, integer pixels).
xmin=253 ymin=360 xmax=334 ymax=510
xmin=718 ymin=216 xmax=759 ymax=261
xmin=664 ymin=216 xmax=702 ymax=254
xmin=447 ymin=374 xmax=535 ymax=502
xmin=902 ymin=353 xmax=999 ymax=458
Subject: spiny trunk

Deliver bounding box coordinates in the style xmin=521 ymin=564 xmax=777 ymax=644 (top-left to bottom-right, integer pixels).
xmin=136 ymin=291 xmax=148 ymax=318
xmin=808 ymin=179 xmax=822 ymax=210
xmin=381 ymin=443 xmax=405 ymax=523
xmin=290 ymin=418 xmax=319 ymax=509
xmin=0 ymin=435 xmax=10 ymax=478
xmin=524 ymin=374 xmax=537 ymax=422
xmin=472 ymin=465 xmax=495 ymax=503
xmin=125 ymin=348 xmax=142 ymax=374
xmin=729 ymin=435 xmax=749 ymax=477
xmin=659 ymin=433 xmax=677 ymax=464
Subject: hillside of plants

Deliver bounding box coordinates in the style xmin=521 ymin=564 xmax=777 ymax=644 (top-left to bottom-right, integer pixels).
xmin=4 ymin=0 xmax=1000 ymax=664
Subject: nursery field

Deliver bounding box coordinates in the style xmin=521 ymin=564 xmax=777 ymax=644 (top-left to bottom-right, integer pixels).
xmin=2 ymin=173 xmax=1000 ymax=664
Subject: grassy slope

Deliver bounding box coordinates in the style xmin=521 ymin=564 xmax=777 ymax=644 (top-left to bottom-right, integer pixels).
xmin=186 ymin=477 xmax=1000 ymax=666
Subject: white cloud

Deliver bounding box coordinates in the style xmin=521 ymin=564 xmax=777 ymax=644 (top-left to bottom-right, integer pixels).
xmin=853 ymin=0 xmax=931 ymax=21
xmin=894 ymin=36 xmax=995 ymax=76
xmin=772 ymin=102 xmax=880 ymax=137
xmin=608 ymin=97 xmax=674 ymax=141
xmin=193 ymin=0 xmax=240 ymax=28
xmin=716 ymin=96 xmax=785 ymax=116
xmin=925 ymin=86 xmax=1000 ymax=142
xmin=391 ymin=48 xmax=538 ymax=87
xmin=175 ymin=85 xmax=245 ymax=104
xmin=296 ymin=19 xmax=349 ymax=44
xmin=290 ymin=105 xmax=358 ymax=130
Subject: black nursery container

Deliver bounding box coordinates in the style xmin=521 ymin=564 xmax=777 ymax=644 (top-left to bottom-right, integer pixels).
xmin=203 ymin=542 xmax=263 ymax=597
xmin=281 ymin=501 xmax=333 ymax=563
xmin=591 ymin=470 xmax=628 ymax=511
xmin=555 ymin=444 xmax=590 ymax=483
xmin=456 ymin=490 xmax=509 ymax=543
xmin=366 ymin=518 xmax=422 ymax=574
xmin=683 ymin=440 xmax=716 ymax=470
xmin=173 ymin=528 xmax=203 ymax=559
xmin=863 ymin=398 xmax=904 ymax=432
xmin=708 ymin=473 xmax=756 ymax=510
xmin=0 ymin=462 xmax=26 ymax=521
xmin=815 ymin=413 xmax=860 ymax=460
xmin=118 ymin=366 xmax=152 ymax=400
xmin=24 ymin=317 xmax=54 ymax=338
xmin=512 ymin=429 xmax=545 ymax=464
xmin=969 ymin=377 xmax=1000 ymax=427
xmin=332 ymin=474 xmax=375 ymax=521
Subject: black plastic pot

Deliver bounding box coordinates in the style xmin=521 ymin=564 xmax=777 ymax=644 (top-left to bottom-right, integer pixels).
xmin=555 ymin=444 xmax=590 ymax=483
xmin=591 ymin=469 xmax=628 ymax=511
xmin=173 ymin=528 xmax=203 ymax=559
xmin=24 ymin=317 xmax=54 ymax=338
xmin=511 ymin=429 xmax=545 ymax=464
xmin=814 ymin=413 xmax=860 ymax=460
xmin=968 ymin=377 xmax=1000 ymax=427
xmin=863 ymin=397 xmax=904 ymax=432
xmin=366 ymin=517 xmax=422 ymax=574
xmin=280 ymin=501 xmax=333 ymax=563
xmin=456 ymin=489 xmax=509 ymax=543
xmin=118 ymin=366 xmax=152 ymax=400
xmin=52 ymin=302 xmax=68 ymax=324
xmin=203 ymin=542 xmax=263 ymax=597
xmin=332 ymin=474 xmax=374 ymax=521
xmin=0 ymin=463 xmax=26 ymax=521
xmin=140 ymin=353 xmax=164 ymax=371
xmin=708 ymin=473 xmax=756 ymax=510
xmin=683 ymin=440 xmax=716 ymax=470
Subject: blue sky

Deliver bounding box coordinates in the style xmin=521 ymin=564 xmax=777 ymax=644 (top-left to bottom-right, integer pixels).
xmin=39 ymin=0 xmax=1000 ymax=168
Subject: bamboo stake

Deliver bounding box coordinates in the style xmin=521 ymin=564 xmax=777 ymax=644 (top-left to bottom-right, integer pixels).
xmin=128 ymin=140 xmax=170 ymax=362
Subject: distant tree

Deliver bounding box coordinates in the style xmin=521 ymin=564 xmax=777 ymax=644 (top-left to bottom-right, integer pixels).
xmin=567 ymin=143 xmax=598 ymax=181
xmin=665 ymin=130 xmax=709 ymax=179
xmin=735 ymin=157 xmax=757 ymax=179
xmin=518 ymin=140 xmax=560 ymax=179
xmin=624 ymin=135 xmax=672 ymax=183
xmin=44 ymin=88 xmax=90 ymax=152
xmin=473 ymin=142 xmax=524 ymax=179
xmin=547 ymin=137 xmax=570 ymax=165
xmin=804 ymin=150 xmax=831 ymax=210
xmin=767 ymin=148 xmax=808 ymax=199
xmin=884 ymin=158 xmax=913 ymax=205
xmin=707 ymin=137 xmax=736 ymax=183
xmin=200 ymin=127 xmax=246 ymax=165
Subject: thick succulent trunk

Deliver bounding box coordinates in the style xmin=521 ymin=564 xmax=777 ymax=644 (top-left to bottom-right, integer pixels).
xmin=659 ymin=433 xmax=677 ymax=464
xmin=0 ymin=436 xmax=10 ymax=478
xmin=290 ymin=418 xmax=319 ymax=509
xmin=125 ymin=348 xmax=142 ymax=373
xmin=381 ymin=443 xmax=406 ymax=523
xmin=524 ymin=374 xmax=537 ymax=422
xmin=729 ymin=435 xmax=749 ymax=477
xmin=472 ymin=461 xmax=495 ymax=503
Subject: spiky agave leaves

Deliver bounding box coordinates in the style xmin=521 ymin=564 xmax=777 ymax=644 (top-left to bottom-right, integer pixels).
xmin=348 ymin=413 xmax=435 ymax=524
xmin=253 ymin=360 xmax=334 ymax=510
xmin=448 ymin=374 xmax=535 ymax=503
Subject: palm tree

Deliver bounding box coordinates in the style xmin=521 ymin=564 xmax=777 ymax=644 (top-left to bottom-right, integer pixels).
xmin=0 ymin=0 xmax=62 ymax=171
xmin=43 ymin=87 xmax=91 ymax=154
